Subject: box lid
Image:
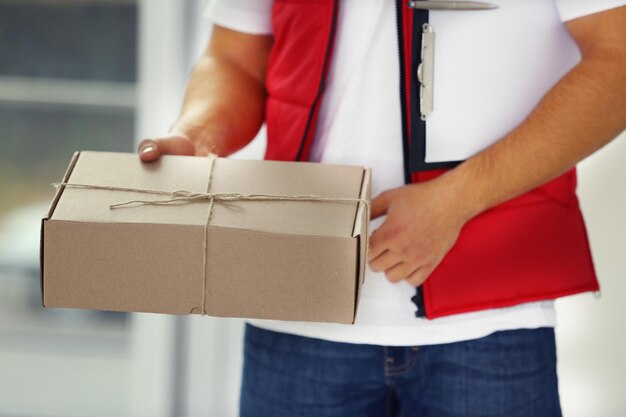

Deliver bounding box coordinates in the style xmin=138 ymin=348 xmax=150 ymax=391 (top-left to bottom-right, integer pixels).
xmin=50 ymin=151 xmax=369 ymax=238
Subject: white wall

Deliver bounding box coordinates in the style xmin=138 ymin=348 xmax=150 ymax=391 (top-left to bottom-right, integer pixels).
xmin=557 ymin=131 xmax=626 ymax=417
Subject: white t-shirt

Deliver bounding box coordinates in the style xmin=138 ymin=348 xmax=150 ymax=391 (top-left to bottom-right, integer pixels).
xmin=205 ymin=0 xmax=624 ymax=346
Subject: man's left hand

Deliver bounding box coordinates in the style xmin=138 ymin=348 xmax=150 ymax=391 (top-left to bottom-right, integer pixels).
xmin=368 ymin=178 xmax=474 ymax=287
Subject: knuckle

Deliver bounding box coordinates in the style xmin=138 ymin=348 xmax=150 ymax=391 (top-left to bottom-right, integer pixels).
xmin=408 ymin=276 xmax=424 ymax=287
xmin=396 ymin=238 xmax=417 ymax=258
xmin=372 ymin=233 xmax=391 ymax=250
xmin=376 ymin=226 xmax=392 ymax=240
xmin=367 ymin=246 xmax=381 ymax=261
xmin=385 ymin=269 xmax=404 ymax=283
xmin=399 ymin=243 xmax=414 ymax=258
xmin=368 ymin=260 xmax=382 ymax=272
xmin=381 ymin=226 xmax=400 ymax=245
xmin=408 ymin=266 xmax=432 ymax=287
xmin=410 ymin=242 xmax=431 ymax=258
xmin=408 ymin=250 xmax=427 ymax=265
xmin=378 ymin=190 xmax=391 ymax=201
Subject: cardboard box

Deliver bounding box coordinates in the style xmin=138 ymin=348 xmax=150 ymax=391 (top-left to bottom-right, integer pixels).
xmin=41 ymin=151 xmax=371 ymax=324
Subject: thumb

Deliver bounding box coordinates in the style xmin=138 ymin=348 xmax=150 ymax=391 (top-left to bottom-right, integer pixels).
xmin=370 ymin=189 xmax=395 ymax=220
xmin=138 ymin=134 xmax=195 ymax=162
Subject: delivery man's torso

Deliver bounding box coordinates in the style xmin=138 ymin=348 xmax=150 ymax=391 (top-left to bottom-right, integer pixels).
xmin=205 ymin=0 xmax=613 ymax=345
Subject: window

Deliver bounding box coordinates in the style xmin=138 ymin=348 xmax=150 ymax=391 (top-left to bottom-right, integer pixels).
xmin=0 ymin=1 xmax=136 ymax=415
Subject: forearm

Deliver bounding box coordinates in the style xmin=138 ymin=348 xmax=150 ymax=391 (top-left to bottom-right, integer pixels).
xmin=170 ymin=54 xmax=266 ymax=156
xmin=441 ymin=48 xmax=626 ymax=220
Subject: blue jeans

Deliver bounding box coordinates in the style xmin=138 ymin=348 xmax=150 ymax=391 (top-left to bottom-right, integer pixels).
xmin=240 ymin=324 xmax=562 ymax=417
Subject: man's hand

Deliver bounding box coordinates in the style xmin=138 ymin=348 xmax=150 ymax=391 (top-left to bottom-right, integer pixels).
xmin=368 ymin=178 xmax=473 ymax=287
xmin=138 ymin=25 xmax=272 ymax=163
xmin=138 ymin=125 xmax=228 ymax=162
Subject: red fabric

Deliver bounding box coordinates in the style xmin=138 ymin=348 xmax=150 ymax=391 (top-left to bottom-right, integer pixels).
xmin=421 ymin=170 xmax=599 ymax=318
xmin=264 ymin=0 xmax=336 ymax=162
xmin=265 ymin=1 xmax=600 ymax=319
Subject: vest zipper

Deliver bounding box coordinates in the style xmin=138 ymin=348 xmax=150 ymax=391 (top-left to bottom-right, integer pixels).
xmin=396 ymin=0 xmax=428 ymax=318
xmin=295 ymin=0 xmax=339 ymax=162
xmin=395 ymin=0 xmax=412 ymax=185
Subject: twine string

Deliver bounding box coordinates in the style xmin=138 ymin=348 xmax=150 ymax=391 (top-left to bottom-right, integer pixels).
xmin=201 ymin=154 xmax=218 ymax=315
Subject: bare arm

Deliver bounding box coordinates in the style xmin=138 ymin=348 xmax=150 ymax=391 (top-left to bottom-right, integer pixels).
xmin=369 ymin=6 xmax=626 ymax=286
xmin=440 ymin=6 xmax=626 ymax=220
xmin=139 ymin=25 xmax=273 ymax=161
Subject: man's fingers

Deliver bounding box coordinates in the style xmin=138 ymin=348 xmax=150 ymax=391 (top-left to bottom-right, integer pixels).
xmin=384 ymin=261 xmax=420 ymax=283
xmin=368 ymin=250 xmax=402 ymax=273
xmin=138 ymin=139 xmax=160 ymax=162
xmin=138 ymin=135 xmax=196 ymax=162
xmin=407 ymin=265 xmax=434 ymax=287
xmin=156 ymin=135 xmax=196 ymax=156
xmin=368 ymin=226 xmax=391 ymax=261
xmin=370 ymin=189 xmax=395 ymax=220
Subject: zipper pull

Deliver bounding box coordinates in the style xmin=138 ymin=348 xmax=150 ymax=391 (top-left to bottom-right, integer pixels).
xmin=418 ymin=23 xmax=434 ymax=121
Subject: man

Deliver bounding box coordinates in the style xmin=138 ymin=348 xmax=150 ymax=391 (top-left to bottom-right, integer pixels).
xmin=139 ymin=1 xmax=626 ymax=415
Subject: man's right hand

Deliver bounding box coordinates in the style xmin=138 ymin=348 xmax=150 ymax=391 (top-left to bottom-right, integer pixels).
xmin=137 ymin=25 xmax=272 ymax=163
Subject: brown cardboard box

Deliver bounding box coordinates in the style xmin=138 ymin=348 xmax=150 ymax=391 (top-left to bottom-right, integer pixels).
xmin=41 ymin=151 xmax=371 ymax=324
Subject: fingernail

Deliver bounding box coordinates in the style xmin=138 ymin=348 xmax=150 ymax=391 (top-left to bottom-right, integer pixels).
xmin=141 ymin=145 xmax=155 ymax=154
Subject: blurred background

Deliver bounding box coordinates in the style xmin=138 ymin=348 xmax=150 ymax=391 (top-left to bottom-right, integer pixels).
xmin=0 ymin=0 xmax=624 ymax=416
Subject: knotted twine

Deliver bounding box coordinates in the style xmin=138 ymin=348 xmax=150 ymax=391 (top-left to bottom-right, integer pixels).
xmin=52 ymin=154 xmax=370 ymax=315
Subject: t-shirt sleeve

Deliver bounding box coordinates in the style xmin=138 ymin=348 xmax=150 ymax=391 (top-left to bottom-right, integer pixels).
xmin=204 ymin=0 xmax=273 ymax=35
xmin=555 ymin=0 xmax=626 ymax=22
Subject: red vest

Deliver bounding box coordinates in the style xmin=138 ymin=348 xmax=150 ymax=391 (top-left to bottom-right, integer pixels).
xmin=263 ymin=0 xmax=599 ymax=319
